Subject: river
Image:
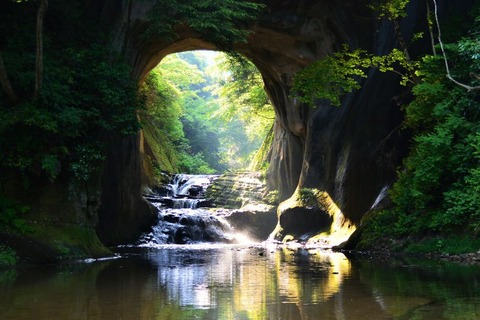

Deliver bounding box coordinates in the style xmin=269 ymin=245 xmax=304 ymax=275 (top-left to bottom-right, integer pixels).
xmin=1 ymin=175 xmax=480 ymax=319
xmin=1 ymin=245 xmax=480 ymax=319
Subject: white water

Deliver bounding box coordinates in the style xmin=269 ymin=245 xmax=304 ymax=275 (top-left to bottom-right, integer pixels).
xmin=170 ymin=174 xmax=215 ymax=197
xmin=165 ymin=174 xmax=218 ymax=209
xmin=140 ymin=174 xmax=251 ymax=246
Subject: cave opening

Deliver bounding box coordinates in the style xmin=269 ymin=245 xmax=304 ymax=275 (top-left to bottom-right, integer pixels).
xmin=140 ymin=49 xmax=275 ymax=176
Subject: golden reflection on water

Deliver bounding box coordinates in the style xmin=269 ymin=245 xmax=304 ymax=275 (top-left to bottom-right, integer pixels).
xmin=1 ymin=246 xmax=480 ymax=319
xmin=273 ymin=248 xmax=351 ymax=305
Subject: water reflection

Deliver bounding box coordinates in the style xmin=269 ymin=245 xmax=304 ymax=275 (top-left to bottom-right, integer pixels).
xmin=1 ymin=246 xmax=480 ymax=319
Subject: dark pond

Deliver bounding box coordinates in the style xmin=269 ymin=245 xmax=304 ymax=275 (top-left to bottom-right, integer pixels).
xmin=1 ymin=244 xmax=480 ymax=319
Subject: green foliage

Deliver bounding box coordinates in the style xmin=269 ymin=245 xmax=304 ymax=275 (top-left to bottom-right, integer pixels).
xmin=404 ymin=236 xmax=480 ymax=255
xmin=142 ymin=51 xmax=273 ymax=175
xmin=370 ymin=48 xmax=419 ymax=85
xmin=146 ymin=0 xmax=265 ymax=49
xmin=0 ymin=196 xmax=30 ymax=234
xmin=293 ymin=46 xmax=371 ymax=107
xmin=0 ymin=245 xmax=17 ymax=267
xmin=181 ymin=116 xmax=224 ymax=172
xmin=361 ymin=10 xmax=480 ymax=245
xmin=208 ymin=54 xmax=274 ymax=169
xmin=293 ymin=45 xmax=419 ymax=107
xmin=369 ymin=0 xmax=409 ymax=20
xmin=0 ymin=1 xmax=140 ymax=182
xmin=293 ymin=0 xmax=422 ymax=108
xmin=179 ymin=153 xmax=216 ymax=174
xmin=140 ymin=52 xmax=222 ymax=174
xmin=210 ymin=55 xmax=272 ymax=123
xmin=0 ymin=269 xmax=17 ymax=286
xmin=69 ymin=144 xmax=106 ymax=182
xmin=388 ymin=55 xmax=480 ymax=235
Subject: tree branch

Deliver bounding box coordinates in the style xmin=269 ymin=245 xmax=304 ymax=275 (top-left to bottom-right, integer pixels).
xmin=432 ymin=0 xmax=480 ymax=91
xmin=34 ymin=0 xmax=48 ymax=99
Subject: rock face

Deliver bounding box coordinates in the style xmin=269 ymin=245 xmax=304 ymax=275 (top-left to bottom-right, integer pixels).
xmin=95 ymin=0 xmax=473 ymax=245
xmin=96 ymin=134 xmax=157 ymax=245
xmin=206 ymin=172 xmax=278 ymax=241
xmin=206 ymin=172 xmax=275 ymax=208
xmin=10 ymin=0 xmax=472 ymax=256
xmin=0 ymin=171 xmax=112 ymax=263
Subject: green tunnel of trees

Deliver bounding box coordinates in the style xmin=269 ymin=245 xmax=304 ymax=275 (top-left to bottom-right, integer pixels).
xmin=140 ymin=51 xmax=274 ymax=177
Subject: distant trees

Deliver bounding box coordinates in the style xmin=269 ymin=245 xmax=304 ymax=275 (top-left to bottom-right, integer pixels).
xmin=208 ymin=54 xmax=274 ymax=169
xmin=141 ymin=51 xmax=274 ymax=175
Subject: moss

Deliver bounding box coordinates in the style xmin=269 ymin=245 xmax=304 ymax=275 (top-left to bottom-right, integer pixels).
xmin=1 ymin=222 xmax=113 ymax=264
xmin=298 ymin=188 xmax=320 ymax=207
xmin=264 ymin=190 xmax=280 ymax=205
xmin=26 ymin=223 xmax=112 ymax=260
xmin=249 ymin=125 xmax=274 ymax=172
xmin=142 ymin=120 xmax=179 ymax=174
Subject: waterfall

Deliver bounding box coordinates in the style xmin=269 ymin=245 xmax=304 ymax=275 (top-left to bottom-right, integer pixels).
xmin=138 ymin=207 xmax=238 ymax=245
xmin=139 ymin=174 xmax=247 ymax=245
xmin=165 ymin=174 xmax=217 ymax=209
xmin=171 ymin=174 xmax=213 ymax=196
xmin=139 ymin=173 xmax=277 ymax=246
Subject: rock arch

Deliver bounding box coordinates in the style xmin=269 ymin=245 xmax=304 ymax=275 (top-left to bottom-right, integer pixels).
xmin=95 ymin=0 xmax=473 ymax=244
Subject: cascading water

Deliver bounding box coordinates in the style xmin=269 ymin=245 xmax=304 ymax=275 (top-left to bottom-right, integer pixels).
xmin=166 ymin=174 xmax=217 ymax=209
xmin=140 ymin=174 xmax=250 ymax=246
xmin=170 ymin=174 xmax=212 ymax=197
xmin=139 ymin=208 xmax=237 ymax=245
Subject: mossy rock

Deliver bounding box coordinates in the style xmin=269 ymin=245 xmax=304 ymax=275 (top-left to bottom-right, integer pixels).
xmin=0 ymin=222 xmax=112 ymax=265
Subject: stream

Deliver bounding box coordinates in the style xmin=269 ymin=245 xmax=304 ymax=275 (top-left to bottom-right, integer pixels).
xmin=1 ymin=175 xmax=480 ymax=319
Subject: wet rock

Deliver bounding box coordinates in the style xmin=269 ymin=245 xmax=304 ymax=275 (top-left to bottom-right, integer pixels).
xmin=174 ymin=228 xmax=192 ymax=244
xmin=163 ymin=214 xmax=180 ymax=224
xmin=219 ymin=206 xmax=278 ymax=242
xmin=207 ymin=172 xmax=274 ymax=209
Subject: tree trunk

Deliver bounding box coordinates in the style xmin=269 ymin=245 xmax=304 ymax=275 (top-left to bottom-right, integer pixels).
xmin=0 ymin=53 xmax=18 ymax=104
xmin=34 ymin=0 xmax=48 ymax=99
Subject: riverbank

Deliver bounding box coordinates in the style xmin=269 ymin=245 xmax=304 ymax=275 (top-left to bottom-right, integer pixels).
xmin=334 ymin=234 xmax=480 ymax=266
xmin=0 ymin=224 xmax=112 ymax=266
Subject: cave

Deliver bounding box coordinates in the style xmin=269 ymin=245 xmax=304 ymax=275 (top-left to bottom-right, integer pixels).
xmin=2 ymin=2 xmax=480 ymax=316
xmin=96 ymin=0 xmax=420 ymax=245
xmin=93 ymin=0 xmax=476 ymax=245
xmin=2 ymin=0 xmax=472 ymax=249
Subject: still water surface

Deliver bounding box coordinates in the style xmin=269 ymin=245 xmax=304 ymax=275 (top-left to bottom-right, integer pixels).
xmin=1 ymin=244 xmax=480 ymax=319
